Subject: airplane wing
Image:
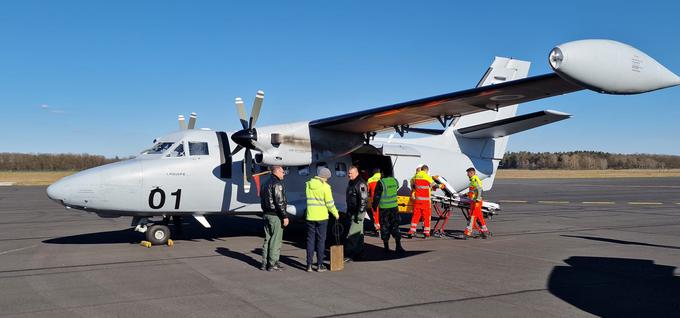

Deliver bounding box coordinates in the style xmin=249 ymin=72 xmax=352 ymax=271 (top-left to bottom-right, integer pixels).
xmin=309 ymin=73 xmax=582 ymax=134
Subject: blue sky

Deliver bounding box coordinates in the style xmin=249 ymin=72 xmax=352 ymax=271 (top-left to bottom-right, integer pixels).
xmin=2 ymin=1 xmax=679 ymax=157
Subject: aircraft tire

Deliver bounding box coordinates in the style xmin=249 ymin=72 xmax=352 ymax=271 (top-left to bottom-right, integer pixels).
xmin=147 ymin=224 xmax=170 ymax=245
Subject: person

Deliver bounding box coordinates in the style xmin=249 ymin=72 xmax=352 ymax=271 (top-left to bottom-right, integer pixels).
xmin=463 ymin=167 xmax=491 ymax=238
xmin=366 ymin=168 xmax=382 ymax=236
xmin=372 ymin=170 xmax=405 ymax=254
xmin=260 ymin=165 xmax=289 ymax=271
xmin=305 ymin=166 xmax=340 ymax=272
xmin=344 ymin=165 xmax=367 ymax=262
xmin=407 ymin=165 xmax=439 ymax=239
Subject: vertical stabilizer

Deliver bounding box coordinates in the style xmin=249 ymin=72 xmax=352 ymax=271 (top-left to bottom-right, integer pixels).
xmin=453 ymin=57 xmax=531 ymax=190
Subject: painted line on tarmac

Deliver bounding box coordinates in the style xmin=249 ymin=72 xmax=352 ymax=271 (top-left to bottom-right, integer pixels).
xmin=628 ymin=202 xmax=664 ymax=205
xmin=537 ymin=200 xmax=570 ymax=204
xmin=581 ymin=201 xmax=615 ymax=204
xmin=0 ymin=245 xmax=37 ymax=256
xmin=498 ymin=200 xmax=528 ymax=203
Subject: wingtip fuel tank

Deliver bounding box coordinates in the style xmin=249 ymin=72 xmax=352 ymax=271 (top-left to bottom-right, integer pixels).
xmin=549 ymin=39 xmax=680 ymax=94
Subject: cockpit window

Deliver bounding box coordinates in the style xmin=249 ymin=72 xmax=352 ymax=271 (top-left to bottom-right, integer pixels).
xmin=143 ymin=142 xmax=174 ymax=155
xmin=189 ymin=142 xmax=209 ymax=156
xmin=168 ymin=143 xmax=185 ymax=157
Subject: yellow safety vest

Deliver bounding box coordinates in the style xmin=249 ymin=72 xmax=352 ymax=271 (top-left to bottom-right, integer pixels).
xmin=379 ymin=177 xmax=399 ymax=209
xmin=468 ymin=175 xmax=483 ymax=201
xmin=305 ymin=176 xmax=339 ymax=221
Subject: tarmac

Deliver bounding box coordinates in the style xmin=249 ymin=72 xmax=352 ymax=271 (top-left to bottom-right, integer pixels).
xmin=0 ymin=178 xmax=679 ymax=317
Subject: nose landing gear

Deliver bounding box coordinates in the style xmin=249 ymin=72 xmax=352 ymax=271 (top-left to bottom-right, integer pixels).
xmin=132 ymin=217 xmax=175 ymax=246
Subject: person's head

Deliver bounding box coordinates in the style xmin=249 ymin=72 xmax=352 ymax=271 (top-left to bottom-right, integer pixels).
xmin=317 ymin=166 xmax=332 ymax=181
xmin=372 ymin=168 xmax=381 ymax=175
xmin=271 ymin=165 xmax=284 ymax=180
xmin=348 ymin=165 xmax=359 ymax=181
xmin=421 ymin=165 xmax=429 ymax=172
xmin=415 ymin=164 xmax=423 ymax=173
xmin=466 ymin=167 xmax=476 ymax=178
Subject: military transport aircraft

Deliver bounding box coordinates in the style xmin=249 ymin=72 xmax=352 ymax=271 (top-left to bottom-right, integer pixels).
xmin=47 ymin=39 xmax=680 ymax=245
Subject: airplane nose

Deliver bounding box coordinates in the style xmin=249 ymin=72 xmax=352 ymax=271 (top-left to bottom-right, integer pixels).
xmin=46 ymin=179 xmax=67 ymax=203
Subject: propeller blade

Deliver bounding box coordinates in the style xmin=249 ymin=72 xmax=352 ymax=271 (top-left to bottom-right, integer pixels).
xmin=245 ymin=148 xmax=253 ymax=181
xmin=178 ymin=115 xmax=187 ymax=130
xmin=188 ymin=112 xmax=197 ymax=129
xmin=249 ymin=90 xmax=264 ymax=129
xmin=242 ymin=148 xmax=252 ymax=192
xmin=235 ymin=97 xmax=248 ymax=129
xmin=230 ymin=145 xmax=244 ymax=156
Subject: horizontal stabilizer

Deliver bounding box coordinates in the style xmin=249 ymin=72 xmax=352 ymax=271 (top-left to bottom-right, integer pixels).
xmin=456 ymin=110 xmax=570 ymax=139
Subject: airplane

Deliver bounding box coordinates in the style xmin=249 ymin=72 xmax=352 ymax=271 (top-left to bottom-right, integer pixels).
xmin=46 ymin=39 xmax=680 ymax=245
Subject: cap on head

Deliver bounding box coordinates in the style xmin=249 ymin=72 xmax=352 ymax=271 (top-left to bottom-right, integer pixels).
xmin=317 ymin=167 xmax=332 ymax=179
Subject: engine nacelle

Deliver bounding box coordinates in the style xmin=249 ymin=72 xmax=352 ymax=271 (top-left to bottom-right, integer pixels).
xmin=549 ymin=39 xmax=680 ymax=94
xmin=254 ymin=149 xmax=312 ymax=166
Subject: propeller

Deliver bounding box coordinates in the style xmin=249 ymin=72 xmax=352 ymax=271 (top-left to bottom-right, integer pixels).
xmin=178 ymin=112 xmax=198 ymax=130
xmin=230 ymin=90 xmax=265 ymax=191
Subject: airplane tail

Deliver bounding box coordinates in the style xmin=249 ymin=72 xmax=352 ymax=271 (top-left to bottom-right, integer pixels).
xmin=445 ymin=57 xmax=543 ymax=190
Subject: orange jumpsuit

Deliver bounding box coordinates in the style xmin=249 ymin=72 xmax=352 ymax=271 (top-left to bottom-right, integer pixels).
xmin=464 ymin=175 xmax=489 ymax=236
xmin=367 ymin=172 xmax=381 ymax=232
xmin=409 ymin=170 xmax=434 ymax=237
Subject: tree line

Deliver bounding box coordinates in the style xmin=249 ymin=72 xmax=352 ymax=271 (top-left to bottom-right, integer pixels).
xmin=500 ymin=151 xmax=680 ymax=170
xmin=0 ymin=153 xmax=122 ymax=171
xmin=2 ymin=151 xmax=680 ymax=171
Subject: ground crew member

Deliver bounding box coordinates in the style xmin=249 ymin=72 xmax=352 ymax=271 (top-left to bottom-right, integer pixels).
xmin=407 ymin=165 xmax=439 ymax=238
xmin=260 ymin=165 xmax=289 ymax=271
xmin=372 ymin=170 xmax=405 ymax=253
xmin=366 ymin=168 xmax=382 ymax=236
xmin=305 ymin=167 xmax=340 ymax=272
xmin=344 ymin=166 xmax=367 ymax=262
xmin=463 ymin=167 xmax=491 ymax=238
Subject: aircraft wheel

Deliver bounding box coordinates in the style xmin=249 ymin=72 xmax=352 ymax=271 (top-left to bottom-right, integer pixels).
xmin=147 ymin=224 xmax=170 ymax=245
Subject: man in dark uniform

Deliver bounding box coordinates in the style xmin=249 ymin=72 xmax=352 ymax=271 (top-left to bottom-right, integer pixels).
xmin=344 ymin=165 xmax=367 ymax=262
xmin=260 ymin=165 xmax=289 ymax=271
xmin=372 ymin=170 xmax=406 ymax=254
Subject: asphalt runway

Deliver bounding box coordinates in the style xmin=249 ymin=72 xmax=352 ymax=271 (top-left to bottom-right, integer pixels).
xmin=0 ymin=178 xmax=679 ymax=317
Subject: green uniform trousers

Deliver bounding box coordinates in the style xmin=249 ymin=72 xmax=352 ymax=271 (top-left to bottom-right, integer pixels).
xmin=262 ymin=214 xmax=284 ymax=266
xmin=344 ymin=212 xmax=365 ymax=258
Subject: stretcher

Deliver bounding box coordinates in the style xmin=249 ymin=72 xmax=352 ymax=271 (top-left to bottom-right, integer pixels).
xmin=430 ymin=176 xmax=500 ymax=237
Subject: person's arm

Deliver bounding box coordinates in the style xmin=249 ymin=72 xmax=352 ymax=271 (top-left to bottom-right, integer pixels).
xmin=357 ymin=182 xmax=368 ymax=222
xmin=324 ymin=185 xmax=340 ymax=219
xmin=372 ymin=181 xmax=383 ymax=211
xmin=273 ymin=183 xmax=289 ymax=226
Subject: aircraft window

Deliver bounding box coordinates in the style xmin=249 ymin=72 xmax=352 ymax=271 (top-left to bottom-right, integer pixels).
xmin=168 ymin=143 xmax=185 ymax=157
xmin=143 ymin=142 xmax=174 ymax=154
xmin=189 ymin=142 xmax=209 ymax=156
xmin=297 ymin=165 xmax=310 ymax=176
xmin=335 ymin=163 xmax=347 ymax=177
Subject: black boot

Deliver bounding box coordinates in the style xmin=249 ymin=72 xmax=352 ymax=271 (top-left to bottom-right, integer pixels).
xmin=395 ymin=240 xmax=405 ymax=254
xmin=383 ymin=240 xmax=390 ymax=252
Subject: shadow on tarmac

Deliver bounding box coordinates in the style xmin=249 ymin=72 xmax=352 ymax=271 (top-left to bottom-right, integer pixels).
xmin=43 ymin=215 xmax=266 ymax=245
xmin=561 ymin=234 xmax=680 ymax=250
xmin=548 ymin=256 xmax=680 ymax=317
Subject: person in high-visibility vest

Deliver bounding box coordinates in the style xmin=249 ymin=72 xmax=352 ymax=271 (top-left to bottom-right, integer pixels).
xmin=407 ymin=165 xmax=440 ymax=239
xmin=305 ymin=167 xmax=340 ymax=272
xmin=366 ymin=168 xmax=382 ymax=236
xmin=463 ymin=167 xmax=490 ymax=238
xmin=371 ymin=170 xmax=405 ymax=253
